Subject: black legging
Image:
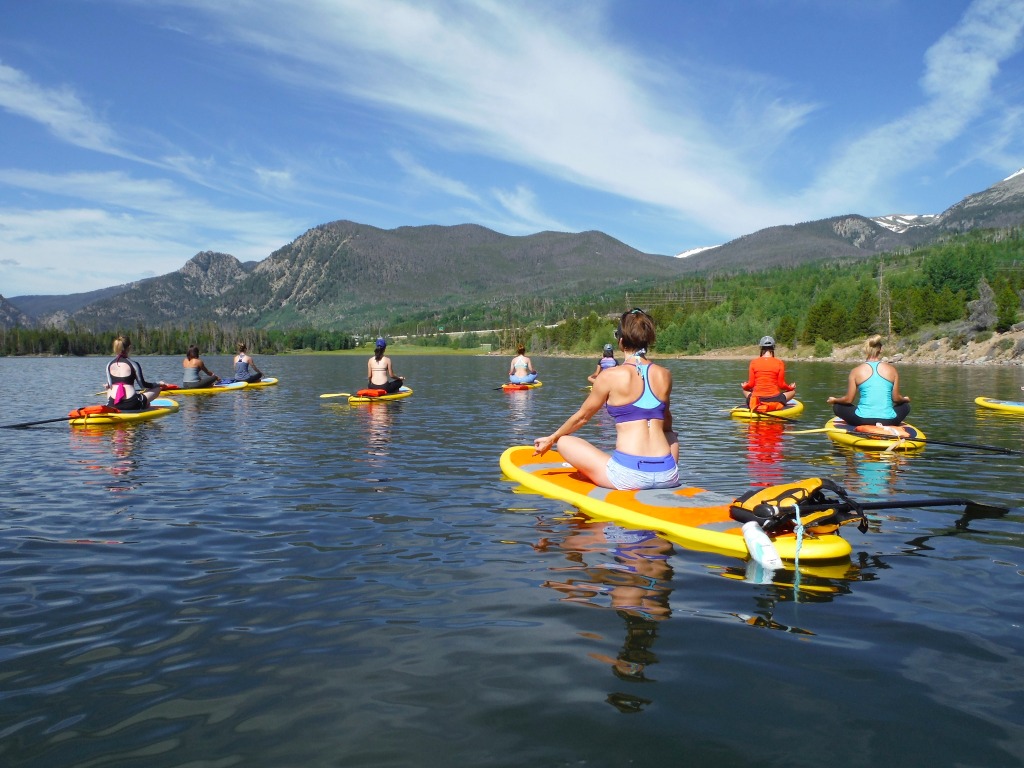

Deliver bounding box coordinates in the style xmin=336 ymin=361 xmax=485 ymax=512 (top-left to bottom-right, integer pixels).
xmin=832 ymin=401 xmax=910 ymax=426
xmin=369 ymin=378 xmax=404 ymax=394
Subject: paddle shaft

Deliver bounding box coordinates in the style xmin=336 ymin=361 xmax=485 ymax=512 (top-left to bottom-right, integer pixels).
xmin=786 ymin=427 xmax=1022 ymax=454
xmin=914 ymin=437 xmax=1024 ymax=455
xmin=2 ymin=415 xmax=74 ymax=429
xmin=791 ymin=497 xmax=1008 ymax=515
xmin=319 ymin=393 xmax=352 ymax=399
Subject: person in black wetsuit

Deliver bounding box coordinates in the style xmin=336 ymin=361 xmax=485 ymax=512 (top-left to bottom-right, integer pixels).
xmin=104 ymin=335 xmax=163 ymax=410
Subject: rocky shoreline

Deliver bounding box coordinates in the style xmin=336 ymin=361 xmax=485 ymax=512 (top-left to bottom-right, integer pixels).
xmin=690 ymin=328 xmax=1024 ymax=367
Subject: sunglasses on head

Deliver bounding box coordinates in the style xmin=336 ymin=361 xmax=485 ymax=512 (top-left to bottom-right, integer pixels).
xmin=615 ymin=308 xmax=649 ymax=339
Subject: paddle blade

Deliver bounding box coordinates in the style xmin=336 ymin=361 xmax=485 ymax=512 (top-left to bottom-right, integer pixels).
xmin=319 ymin=392 xmax=352 ymax=399
xmin=962 ymin=500 xmax=1011 ymax=518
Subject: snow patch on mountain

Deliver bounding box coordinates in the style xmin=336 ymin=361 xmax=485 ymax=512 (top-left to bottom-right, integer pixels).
xmin=1004 ymin=168 xmax=1024 ymax=181
xmin=675 ymin=245 xmax=719 ymax=258
xmin=871 ymin=213 xmax=939 ymax=233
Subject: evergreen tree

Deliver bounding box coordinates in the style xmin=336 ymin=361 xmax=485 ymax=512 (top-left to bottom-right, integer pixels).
xmin=995 ymin=280 xmax=1019 ymax=332
xmin=774 ymin=315 xmax=798 ymax=346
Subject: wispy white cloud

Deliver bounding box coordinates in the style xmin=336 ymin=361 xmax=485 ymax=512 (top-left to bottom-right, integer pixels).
xmin=253 ymin=167 xmax=295 ymax=192
xmin=801 ymin=0 xmax=1024 ymax=212
xmin=390 ymin=150 xmax=480 ymax=202
xmin=181 ymin=0 xmax=1024 ymax=228
xmin=5 ymin=0 xmax=1024 ymax=298
xmin=0 ymin=169 xmax=302 ymax=294
xmin=0 ymin=62 xmax=125 ymax=156
xmin=151 ymin=0 xmax=806 ymax=233
xmin=491 ymin=184 xmax=569 ymax=234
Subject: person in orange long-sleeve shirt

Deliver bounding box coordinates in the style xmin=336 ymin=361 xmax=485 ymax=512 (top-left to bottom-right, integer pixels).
xmin=740 ymin=336 xmax=796 ymax=411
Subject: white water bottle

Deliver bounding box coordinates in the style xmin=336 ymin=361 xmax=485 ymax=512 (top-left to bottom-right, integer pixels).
xmin=742 ymin=521 xmax=784 ymax=570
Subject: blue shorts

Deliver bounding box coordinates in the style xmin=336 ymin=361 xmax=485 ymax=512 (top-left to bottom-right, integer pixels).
xmin=606 ymin=451 xmax=679 ymax=491
xmin=509 ymin=373 xmax=537 ymax=384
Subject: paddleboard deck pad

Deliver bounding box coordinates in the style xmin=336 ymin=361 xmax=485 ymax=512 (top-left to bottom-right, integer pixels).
xmin=824 ymin=418 xmax=926 ymax=451
xmin=975 ymin=396 xmax=1024 ymax=415
xmin=730 ymin=398 xmax=804 ymax=421
xmin=348 ymin=386 xmax=413 ymax=404
xmin=500 ymin=445 xmax=853 ymax=563
xmin=69 ymin=398 xmax=180 ymax=426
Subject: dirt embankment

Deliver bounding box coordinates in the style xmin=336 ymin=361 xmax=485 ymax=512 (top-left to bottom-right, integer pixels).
xmin=692 ymin=328 xmax=1024 ymax=367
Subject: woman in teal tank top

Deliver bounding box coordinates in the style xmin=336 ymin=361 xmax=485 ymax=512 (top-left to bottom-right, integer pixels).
xmin=826 ymin=335 xmax=911 ymax=426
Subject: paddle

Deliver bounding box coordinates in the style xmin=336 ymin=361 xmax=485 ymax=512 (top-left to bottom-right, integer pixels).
xmin=785 ymin=426 xmax=1023 ymax=455
xmin=2 ymin=415 xmax=76 ymax=429
xmin=3 ymin=403 xmax=129 ymax=429
xmin=746 ymin=409 xmax=798 ymax=422
xmin=319 ymin=392 xmax=352 ymax=399
xmin=796 ymin=496 xmax=1009 ymax=517
xmin=909 ymin=436 xmax=1024 ymax=455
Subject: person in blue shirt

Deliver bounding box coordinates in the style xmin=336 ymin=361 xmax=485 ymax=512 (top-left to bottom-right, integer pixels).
xmin=233 ymin=342 xmax=264 ymax=384
xmin=827 ymin=334 xmax=911 ymax=426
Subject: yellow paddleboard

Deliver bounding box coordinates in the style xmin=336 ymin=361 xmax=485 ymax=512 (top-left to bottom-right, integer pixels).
xmin=503 ymin=381 xmax=543 ymax=391
xmin=244 ymin=377 xmax=279 ymax=389
xmin=348 ymin=386 xmax=414 ymax=404
xmin=500 ymin=445 xmax=852 ymax=564
xmin=824 ymin=417 xmax=926 ymax=451
xmin=975 ymin=396 xmax=1024 ymax=415
xmin=730 ymin=398 xmax=804 ymax=421
xmin=69 ymin=398 xmax=180 ymax=426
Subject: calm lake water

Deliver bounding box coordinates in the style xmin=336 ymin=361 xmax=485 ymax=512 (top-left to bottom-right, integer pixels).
xmin=2 ymin=353 xmax=1023 ymax=767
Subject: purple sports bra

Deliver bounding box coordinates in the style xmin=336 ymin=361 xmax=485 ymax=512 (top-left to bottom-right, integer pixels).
xmin=605 ymin=362 xmax=666 ymax=424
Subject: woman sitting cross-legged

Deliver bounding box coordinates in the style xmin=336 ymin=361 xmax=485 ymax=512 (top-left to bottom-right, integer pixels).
xmin=827 ymin=334 xmax=911 ymax=426
xmin=532 ymin=308 xmax=679 ymax=490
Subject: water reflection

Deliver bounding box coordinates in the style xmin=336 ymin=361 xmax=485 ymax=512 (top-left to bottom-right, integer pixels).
xmin=503 ymin=389 xmax=535 ymax=437
xmin=67 ymin=424 xmax=139 ymax=492
xmin=743 ymin=420 xmax=786 ymax=487
xmin=358 ymin=402 xmax=394 ymax=459
xmin=713 ymin=557 xmax=860 ymax=601
xmin=535 ymin=517 xmax=674 ymax=711
xmin=838 ymin=449 xmax=906 ymax=497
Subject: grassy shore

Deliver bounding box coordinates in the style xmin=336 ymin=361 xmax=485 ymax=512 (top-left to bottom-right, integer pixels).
xmin=283 ymin=344 xmax=496 ymax=356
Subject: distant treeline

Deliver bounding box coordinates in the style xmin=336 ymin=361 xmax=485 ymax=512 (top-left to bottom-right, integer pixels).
xmin=0 ymin=323 xmax=359 ymax=357
xmin=514 ymin=229 xmax=1024 ymax=356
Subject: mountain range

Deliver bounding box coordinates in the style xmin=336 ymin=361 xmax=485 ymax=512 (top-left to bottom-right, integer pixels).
xmin=5 ymin=170 xmax=1024 ymax=332
xmin=678 ymin=168 xmax=1024 ymax=272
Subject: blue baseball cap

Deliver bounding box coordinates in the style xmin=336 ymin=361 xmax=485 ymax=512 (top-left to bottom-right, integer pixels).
xmin=375 ymin=337 xmax=386 ymax=348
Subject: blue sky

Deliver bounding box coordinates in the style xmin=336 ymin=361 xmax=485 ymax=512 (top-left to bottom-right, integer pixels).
xmin=2 ymin=0 xmax=1024 ymax=297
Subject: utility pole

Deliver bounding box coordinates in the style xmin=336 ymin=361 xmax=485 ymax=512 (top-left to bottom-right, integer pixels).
xmin=878 ymin=261 xmax=892 ymax=336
